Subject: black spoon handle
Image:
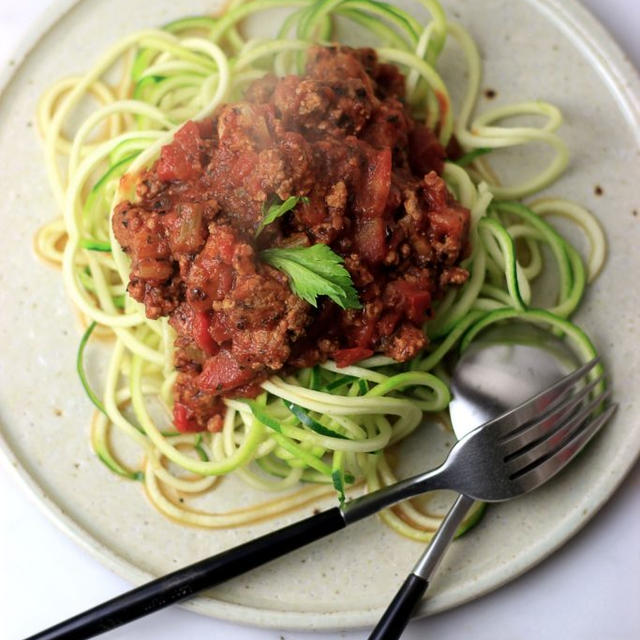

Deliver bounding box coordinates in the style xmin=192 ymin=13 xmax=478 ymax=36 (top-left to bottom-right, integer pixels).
xmin=367 ymin=573 xmax=428 ymax=640
xmin=25 ymin=507 xmax=345 ymax=640
xmin=367 ymin=494 xmax=475 ymax=640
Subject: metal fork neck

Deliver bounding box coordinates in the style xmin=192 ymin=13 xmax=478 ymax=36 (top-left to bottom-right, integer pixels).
xmin=341 ymin=464 xmax=451 ymax=525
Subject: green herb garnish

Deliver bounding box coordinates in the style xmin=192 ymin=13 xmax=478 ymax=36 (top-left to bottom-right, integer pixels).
xmin=260 ymin=244 xmax=361 ymax=310
xmin=255 ymin=195 xmax=308 ymax=236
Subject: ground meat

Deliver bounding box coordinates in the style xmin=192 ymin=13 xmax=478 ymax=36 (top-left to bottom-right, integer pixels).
xmin=112 ymin=45 xmax=471 ymax=432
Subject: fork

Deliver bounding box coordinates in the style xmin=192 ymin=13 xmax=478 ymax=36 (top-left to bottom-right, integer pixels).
xmin=25 ymin=359 xmax=615 ymax=640
xmin=367 ymin=358 xmax=616 ymax=640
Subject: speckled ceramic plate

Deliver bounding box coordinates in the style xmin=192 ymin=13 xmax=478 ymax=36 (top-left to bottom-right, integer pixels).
xmin=1 ymin=0 xmax=639 ymax=630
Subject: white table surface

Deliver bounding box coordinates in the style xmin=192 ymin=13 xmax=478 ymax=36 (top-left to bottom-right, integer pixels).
xmin=1 ymin=1 xmax=639 ymax=639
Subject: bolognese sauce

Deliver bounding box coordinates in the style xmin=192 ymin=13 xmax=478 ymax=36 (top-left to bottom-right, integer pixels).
xmin=113 ymin=45 xmax=470 ymax=432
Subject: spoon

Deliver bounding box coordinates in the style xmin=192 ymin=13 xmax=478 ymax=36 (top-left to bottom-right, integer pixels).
xmin=368 ymin=321 xmax=580 ymax=640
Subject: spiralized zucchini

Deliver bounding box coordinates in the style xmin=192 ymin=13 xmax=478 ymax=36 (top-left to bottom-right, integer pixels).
xmin=34 ymin=0 xmax=606 ymax=541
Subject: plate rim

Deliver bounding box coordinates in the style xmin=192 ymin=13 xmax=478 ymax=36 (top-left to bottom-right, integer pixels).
xmin=1 ymin=0 xmax=639 ymax=630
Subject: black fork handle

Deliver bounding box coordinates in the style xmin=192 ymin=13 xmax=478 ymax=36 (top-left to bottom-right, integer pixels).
xmin=25 ymin=507 xmax=345 ymax=640
xmin=25 ymin=463 xmax=449 ymax=640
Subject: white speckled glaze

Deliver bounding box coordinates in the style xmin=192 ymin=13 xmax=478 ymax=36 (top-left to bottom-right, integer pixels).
xmin=0 ymin=0 xmax=638 ymax=630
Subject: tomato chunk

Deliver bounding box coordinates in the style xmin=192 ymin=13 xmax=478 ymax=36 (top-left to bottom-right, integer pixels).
xmin=394 ymin=281 xmax=432 ymax=324
xmin=173 ymin=402 xmax=201 ymax=433
xmin=355 ymin=217 xmax=387 ymax=264
xmin=209 ymin=314 xmax=232 ymax=345
xmin=193 ymin=311 xmax=218 ymax=356
xmin=351 ymin=320 xmax=375 ymax=348
xmin=356 ymin=148 xmax=392 ymax=218
xmin=157 ymin=121 xmax=202 ymax=181
xmin=378 ymin=310 xmax=401 ymax=337
xmin=215 ymin=227 xmax=238 ymax=264
xmin=408 ymin=124 xmax=445 ymax=177
xmin=198 ymin=350 xmax=255 ymax=392
xmin=334 ymin=347 xmax=374 ymax=368
xmin=196 ymin=118 xmax=214 ymax=139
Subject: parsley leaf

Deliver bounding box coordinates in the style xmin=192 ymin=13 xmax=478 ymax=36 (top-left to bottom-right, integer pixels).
xmin=260 ymin=244 xmax=361 ymax=310
xmin=255 ymin=195 xmax=309 ymax=236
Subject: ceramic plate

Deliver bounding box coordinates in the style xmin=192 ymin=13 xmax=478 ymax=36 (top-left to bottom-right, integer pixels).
xmin=1 ymin=0 xmax=639 ymax=630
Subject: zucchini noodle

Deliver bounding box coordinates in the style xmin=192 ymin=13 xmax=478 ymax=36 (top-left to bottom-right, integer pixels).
xmin=34 ymin=0 xmax=606 ymax=541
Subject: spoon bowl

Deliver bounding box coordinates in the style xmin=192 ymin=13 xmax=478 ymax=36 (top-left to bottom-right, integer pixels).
xmin=449 ymin=322 xmax=580 ymax=439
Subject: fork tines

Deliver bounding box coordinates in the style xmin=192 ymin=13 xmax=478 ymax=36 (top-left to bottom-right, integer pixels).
xmin=493 ymin=357 xmax=616 ymax=493
xmin=510 ymin=403 xmax=617 ymax=492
